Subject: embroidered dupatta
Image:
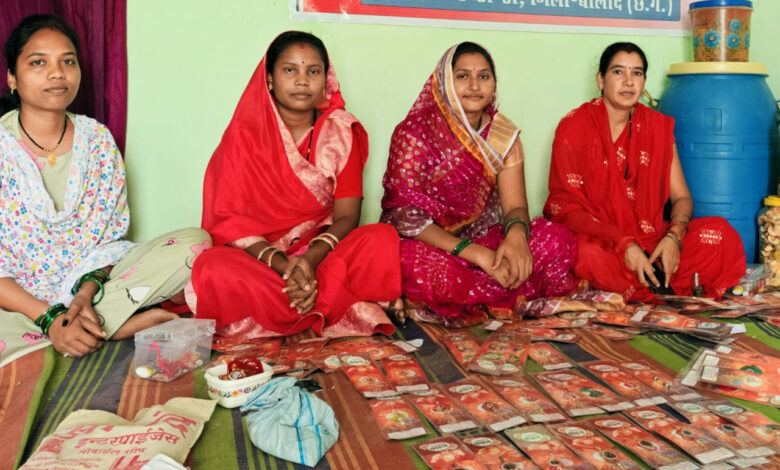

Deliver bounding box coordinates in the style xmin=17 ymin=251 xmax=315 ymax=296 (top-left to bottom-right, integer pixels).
xmin=544 ymin=98 xmax=675 ymax=252
xmin=0 ymin=114 xmax=134 ymax=305
xmin=201 ymin=45 xmax=367 ymax=252
xmin=381 ymin=45 xmax=520 ymax=238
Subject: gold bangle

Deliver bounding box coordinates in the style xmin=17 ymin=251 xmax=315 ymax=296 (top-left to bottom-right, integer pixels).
xmin=267 ymin=249 xmax=283 ymax=267
xmin=670 ymin=213 xmax=691 ymax=222
xmin=319 ymin=232 xmax=339 ymax=245
xmin=309 ymin=235 xmax=335 ymax=251
xmin=257 ymin=245 xmax=275 ymax=263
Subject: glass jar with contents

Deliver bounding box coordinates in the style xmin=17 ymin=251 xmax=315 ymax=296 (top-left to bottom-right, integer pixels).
xmin=757 ymin=195 xmax=780 ymax=288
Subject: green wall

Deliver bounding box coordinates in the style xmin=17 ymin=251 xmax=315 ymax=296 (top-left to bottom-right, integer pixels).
xmin=125 ymin=0 xmax=780 ymax=241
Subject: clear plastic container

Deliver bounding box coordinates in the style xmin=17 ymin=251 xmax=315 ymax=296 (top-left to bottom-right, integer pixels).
xmin=757 ymin=195 xmax=780 ymax=288
xmin=689 ymin=0 xmax=752 ymax=62
xmin=133 ymin=318 xmax=216 ymax=382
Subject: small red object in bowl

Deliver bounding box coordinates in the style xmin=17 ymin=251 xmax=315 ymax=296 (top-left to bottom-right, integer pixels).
xmin=227 ymin=356 xmax=265 ymax=376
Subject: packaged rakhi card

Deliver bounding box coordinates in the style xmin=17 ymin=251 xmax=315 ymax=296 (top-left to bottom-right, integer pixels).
xmin=581 ymin=360 xmax=668 ymax=406
xmin=525 ymin=328 xmax=581 ymax=343
xmin=619 ymin=360 xmax=701 ymax=401
xmin=408 ymin=384 xmax=477 ymax=434
xmin=626 ymin=407 xmax=735 ymax=465
xmin=441 ymin=331 xmax=481 ymax=367
xmin=711 ymin=344 xmax=780 ymax=370
xmin=466 ymin=332 xmax=516 ymax=375
xmin=594 ymin=310 xmax=633 ymax=327
xmin=559 ymin=311 xmax=598 ymax=320
xmin=587 ymin=325 xmax=639 ymax=341
xmin=413 ymin=436 xmax=488 ymax=470
xmin=270 ymin=343 xmax=296 ymax=374
xmin=527 ymin=342 xmax=573 ymax=370
xmin=517 ymin=317 xmax=591 ymax=329
xmin=309 ymin=344 xmax=342 ymax=373
xmin=589 ymin=415 xmax=700 ymax=470
xmin=548 ymin=422 xmax=642 ymax=470
xmin=700 ymin=383 xmax=780 ymax=408
xmin=211 ymin=337 xmax=282 ymax=358
xmin=485 ymin=376 xmax=566 ymax=423
xmin=461 ymin=433 xmax=541 ymax=470
xmin=368 ymin=396 xmax=427 ymax=440
xmin=530 ymin=373 xmax=606 ymax=417
xmin=501 ymin=341 xmax=530 ymax=376
xmin=362 ymin=340 xmax=421 ymax=360
xmin=444 ymin=379 xmax=526 ymax=432
xmin=673 ymin=401 xmax=776 ymax=459
xmin=700 ymin=364 xmax=779 ymax=394
xmin=533 ymin=370 xmax=634 ymax=413
xmin=706 ymin=401 xmax=780 ymax=448
xmin=380 ymin=354 xmax=429 ymax=392
xmin=339 ymin=353 xmax=398 ymax=398
xmin=504 ymin=424 xmax=592 ymax=470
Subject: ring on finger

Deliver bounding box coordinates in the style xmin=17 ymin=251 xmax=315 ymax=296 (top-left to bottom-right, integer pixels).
xmin=63 ymin=352 xmax=70 ymax=358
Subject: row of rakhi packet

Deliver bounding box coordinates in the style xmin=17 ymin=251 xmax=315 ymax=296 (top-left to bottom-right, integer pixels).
xmin=412 ymin=401 xmax=778 ymax=470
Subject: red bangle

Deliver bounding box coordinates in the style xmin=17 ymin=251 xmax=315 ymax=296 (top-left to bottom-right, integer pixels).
xmin=615 ymin=236 xmax=638 ymax=258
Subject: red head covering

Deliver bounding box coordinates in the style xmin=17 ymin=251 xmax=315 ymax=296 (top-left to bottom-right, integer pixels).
xmin=202 ymin=35 xmax=367 ymax=247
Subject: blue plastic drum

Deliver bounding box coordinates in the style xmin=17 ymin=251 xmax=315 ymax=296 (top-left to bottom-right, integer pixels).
xmin=659 ymin=62 xmax=779 ymax=262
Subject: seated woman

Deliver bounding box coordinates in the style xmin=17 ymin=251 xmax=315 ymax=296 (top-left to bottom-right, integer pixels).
xmin=190 ymin=31 xmax=401 ymax=337
xmin=0 ymin=15 xmax=210 ymax=367
xmin=544 ymin=42 xmax=745 ymax=301
xmin=381 ymin=42 xmax=578 ymax=327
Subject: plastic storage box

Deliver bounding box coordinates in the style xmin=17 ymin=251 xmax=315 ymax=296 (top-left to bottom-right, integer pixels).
xmin=133 ymin=318 xmax=216 ymax=382
xmin=689 ymin=0 xmax=752 ymax=62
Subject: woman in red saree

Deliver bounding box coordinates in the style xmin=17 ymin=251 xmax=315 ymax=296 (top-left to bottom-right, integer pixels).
xmin=190 ymin=32 xmax=401 ymax=337
xmin=544 ymin=42 xmax=745 ymax=301
xmin=381 ymin=42 xmax=578 ymax=326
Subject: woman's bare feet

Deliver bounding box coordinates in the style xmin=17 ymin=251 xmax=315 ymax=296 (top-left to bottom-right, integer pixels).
xmin=112 ymin=308 xmax=178 ymax=339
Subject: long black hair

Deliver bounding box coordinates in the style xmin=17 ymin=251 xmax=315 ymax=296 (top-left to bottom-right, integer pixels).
xmin=0 ymin=14 xmax=81 ymax=115
xmin=265 ymin=31 xmax=329 ymax=75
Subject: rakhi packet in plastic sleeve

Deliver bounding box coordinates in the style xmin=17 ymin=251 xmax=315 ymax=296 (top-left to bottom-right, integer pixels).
xmin=581 ymin=360 xmax=668 ymax=406
xmin=533 ymin=370 xmax=634 ymax=413
xmin=559 ymin=311 xmax=598 ymax=320
xmin=571 ymin=289 xmax=626 ymax=311
xmin=413 ymin=436 xmax=488 ymax=470
xmin=363 ymin=339 xmax=421 ymax=361
xmin=380 ymin=354 xmax=429 ymax=393
xmin=485 ymin=376 xmax=566 ymax=423
xmin=517 ymin=317 xmax=591 ymax=330
xmin=525 ymin=328 xmax=581 ymax=343
xmin=461 ymin=433 xmax=541 ymax=470
xmin=530 ymin=372 xmax=608 ymax=417
xmin=504 ymin=424 xmax=592 ymax=470
xmin=500 ymin=339 xmax=530 ymax=376
xmin=270 ymin=343 xmax=296 ymax=374
xmin=408 ymin=384 xmax=477 ymax=434
xmin=710 ymin=344 xmax=780 ymax=371
xmin=527 ymin=342 xmax=573 ymax=370
xmin=466 ymin=332 xmax=516 ymax=375
xmin=626 ymin=406 xmax=735 ymax=465
xmin=368 ymin=396 xmax=427 ymax=440
xmin=589 ymin=415 xmax=700 ymax=470
xmin=444 ymin=379 xmax=526 ymax=432
xmin=594 ymin=310 xmax=633 ymax=327
xmin=211 ymin=336 xmax=282 ymax=358
xmin=309 ymin=344 xmax=342 ymax=373
xmin=587 ymin=325 xmax=640 ymax=341
xmin=441 ymin=330 xmax=481 ymax=367
xmin=673 ymin=401 xmax=776 ymax=459
xmin=548 ymin=422 xmax=642 ymax=470
xmin=339 ymin=353 xmax=398 ymax=398
xmin=700 ymin=364 xmax=779 ymax=394
xmin=619 ymin=360 xmax=701 ymax=401
xmin=706 ymin=401 xmax=780 ymax=449
xmin=700 ymin=382 xmax=780 ymax=408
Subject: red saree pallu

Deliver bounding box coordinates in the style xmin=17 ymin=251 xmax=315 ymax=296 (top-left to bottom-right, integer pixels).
xmin=192 ymin=38 xmax=401 ymax=336
xmin=544 ymin=99 xmax=745 ymax=301
xmin=381 ymin=45 xmax=578 ymax=324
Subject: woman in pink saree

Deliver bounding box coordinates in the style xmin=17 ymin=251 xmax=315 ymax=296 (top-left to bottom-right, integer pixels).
xmin=381 ymin=42 xmax=578 ymax=326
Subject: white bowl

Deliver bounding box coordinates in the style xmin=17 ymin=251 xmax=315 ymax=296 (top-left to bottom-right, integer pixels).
xmin=204 ymin=362 xmax=273 ymax=408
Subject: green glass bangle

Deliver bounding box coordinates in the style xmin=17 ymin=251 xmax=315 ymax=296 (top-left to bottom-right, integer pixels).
xmin=503 ymin=217 xmax=530 ymax=238
xmin=72 ymin=270 xmax=108 ymax=305
xmin=34 ymin=303 xmax=68 ymax=336
xmin=82 ymin=275 xmax=105 ymax=305
xmin=451 ymin=238 xmax=473 ymax=256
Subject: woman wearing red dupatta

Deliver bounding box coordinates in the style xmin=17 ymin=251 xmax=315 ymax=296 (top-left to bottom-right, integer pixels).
xmin=190 ymin=32 xmax=401 ymax=337
xmin=381 ymin=42 xmax=578 ymax=326
xmin=544 ymin=43 xmax=744 ymax=301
